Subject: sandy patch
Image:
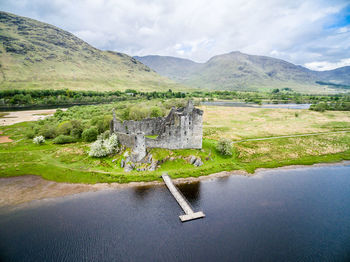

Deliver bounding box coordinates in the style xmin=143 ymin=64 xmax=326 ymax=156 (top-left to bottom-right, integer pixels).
xmin=0 ymin=136 xmax=13 ymax=143
xmin=0 ymin=130 xmax=13 ymax=143
xmin=1 ymin=161 xmax=349 ymax=208
xmin=0 ymin=108 xmax=67 ymax=126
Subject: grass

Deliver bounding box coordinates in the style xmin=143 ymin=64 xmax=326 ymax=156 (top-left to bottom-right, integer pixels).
xmin=0 ymin=106 xmax=350 ymax=183
xmin=201 ymin=106 xmax=350 ymax=140
xmin=145 ymin=135 xmax=158 ymax=139
xmin=0 ymin=113 xmax=9 ymax=118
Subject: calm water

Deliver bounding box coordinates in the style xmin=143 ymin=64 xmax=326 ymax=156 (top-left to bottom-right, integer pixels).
xmin=1 ymin=165 xmax=350 ymax=261
xmin=201 ymin=101 xmax=311 ymax=109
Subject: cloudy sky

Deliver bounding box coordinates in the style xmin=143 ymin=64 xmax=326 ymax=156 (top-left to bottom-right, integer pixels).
xmin=1 ymin=0 xmax=349 ymax=70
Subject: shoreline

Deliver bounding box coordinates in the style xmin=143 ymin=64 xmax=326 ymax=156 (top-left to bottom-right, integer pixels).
xmin=1 ymin=160 xmax=349 ymax=209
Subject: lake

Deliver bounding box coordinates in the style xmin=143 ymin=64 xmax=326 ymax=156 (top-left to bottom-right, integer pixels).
xmin=1 ymin=164 xmax=350 ymax=261
xmin=201 ymin=101 xmax=311 ymax=109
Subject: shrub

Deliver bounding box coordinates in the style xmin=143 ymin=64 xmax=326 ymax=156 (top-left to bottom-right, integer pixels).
xmin=150 ymin=106 xmax=162 ymax=117
xmin=70 ymin=120 xmax=83 ymax=138
xmin=216 ymin=138 xmax=233 ymax=156
xmin=26 ymin=130 xmax=36 ymax=139
xmin=54 ymin=109 xmax=65 ymax=120
xmin=82 ymin=127 xmax=98 ymax=142
xmin=103 ymin=134 xmax=119 ymax=154
xmin=53 ymin=135 xmax=76 ymax=144
xmin=89 ymin=134 xmax=119 ymax=157
xmin=98 ymin=130 xmax=110 ymax=140
xmin=33 ymin=136 xmax=45 ymax=145
xmin=57 ymin=121 xmax=73 ymax=135
xmin=310 ymin=102 xmax=327 ymax=112
xmin=91 ymin=116 xmax=112 ymax=134
xmin=39 ymin=124 xmax=57 ymax=139
xmin=129 ymin=106 xmax=149 ymax=120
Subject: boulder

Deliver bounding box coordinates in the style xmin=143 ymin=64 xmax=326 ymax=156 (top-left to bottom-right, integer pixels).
xmin=193 ymin=157 xmax=203 ymax=167
xmin=124 ymin=163 xmax=134 ymax=172
xmin=120 ymin=159 xmax=125 ymax=168
xmin=148 ymin=160 xmax=158 ymax=171
xmin=189 ymin=155 xmax=196 ymax=164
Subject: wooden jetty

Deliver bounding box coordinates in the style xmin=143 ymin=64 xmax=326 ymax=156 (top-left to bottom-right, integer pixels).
xmin=162 ymin=173 xmax=205 ymax=222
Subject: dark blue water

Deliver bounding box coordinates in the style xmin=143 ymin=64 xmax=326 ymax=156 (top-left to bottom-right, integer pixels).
xmin=1 ymin=165 xmax=350 ymax=262
xmin=201 ymin=101 xmax=311 ymax=109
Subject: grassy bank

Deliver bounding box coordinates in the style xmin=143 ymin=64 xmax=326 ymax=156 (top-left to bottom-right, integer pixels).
xmin=0 ymin=105 xmax=349 ymax=183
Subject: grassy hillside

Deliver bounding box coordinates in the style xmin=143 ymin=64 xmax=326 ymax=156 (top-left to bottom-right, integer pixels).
xmin=0 ymin=11 xmax=181 ymax=91
xmin=136 ymin=52 xmax=350 ymax=93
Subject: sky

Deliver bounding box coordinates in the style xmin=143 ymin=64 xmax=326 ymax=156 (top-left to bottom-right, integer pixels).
xmin=1 ymin=0 xmax=349 ymax=71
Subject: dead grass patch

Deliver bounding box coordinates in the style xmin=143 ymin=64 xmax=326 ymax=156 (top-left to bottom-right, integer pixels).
xmin=201 ymin=106 xmax=350 ymax=139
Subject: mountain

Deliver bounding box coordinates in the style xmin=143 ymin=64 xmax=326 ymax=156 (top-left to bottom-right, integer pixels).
xmin=317 ymin=66 xmax=350 ymax=85
xmin=135 ymin=51 xmax=350 ymax=92
xmin=0 ymin=11 xmax=180 ymax=91
xmin=133 ymin=55 xmax=201 ymax=83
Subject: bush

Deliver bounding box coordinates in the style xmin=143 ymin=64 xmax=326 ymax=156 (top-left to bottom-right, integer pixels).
xmin=39 ymin=124 xmax=57 ymax=139
xmin=82 ymin=127 xmax=98 ymax=142
xmin=216 ymin=138 xmax=233 ymax=156
xmin=54 ymin=109 xmax=65 ymax=120
xmin=98 ymin=130 xmax=110 ymax=140
xmin=89 ymin=134 xmax=119 ymax=157
xmin=33 ymin=136 xmax=45 ymax=145
xmin=150 ymin=106 xmax=162 ymax=117
xmin=310 ymin=102 xmax=327 ymax=112
xmin=91 ymin=116 xmax=112 ymax=134
xmin=57 ymin=121 xmax=73 ymax=135
xmin=70 ymin=120 xmax=83 ymax=138
xmin=128 ymin=106 xmax=149 ymax=120
xmin=26 ymin=130 xmax=36 ymax=139
xmin=53 ymin=135 xmax=76 ymax=144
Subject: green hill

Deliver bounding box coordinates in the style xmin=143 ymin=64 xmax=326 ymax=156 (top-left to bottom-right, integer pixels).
xmin=0 ymin=11 xmax=180 ymax=91
xmin=135 ymin=52 xmax=350 ymax=92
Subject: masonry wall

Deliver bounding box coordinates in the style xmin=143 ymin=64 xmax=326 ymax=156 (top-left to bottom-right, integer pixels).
xmin=115 ymin=132 xmax=136 ymax=148
xmin=145 ymin=107 xmax=203 ymax=149
xmin=111 ymin=101 xmax=203 ymax=153
xmin=113 ymin=117 xmax=164 ymax=135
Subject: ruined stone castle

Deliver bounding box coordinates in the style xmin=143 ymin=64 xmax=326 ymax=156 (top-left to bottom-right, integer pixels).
xmin=111 ymin=101 xmax=203 ymax=162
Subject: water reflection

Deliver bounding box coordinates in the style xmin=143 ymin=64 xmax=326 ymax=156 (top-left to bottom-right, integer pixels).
xmin=177 ymin=181 xmax=201 ymax=203
xmin=132 ymin=185 xmax=155 ymax=200
xmin=201 ymin=101 xmax=311 ymax=109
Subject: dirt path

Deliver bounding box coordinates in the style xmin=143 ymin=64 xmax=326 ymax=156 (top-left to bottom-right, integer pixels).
xmin=0 ymin=108 xmax=67 ymax=126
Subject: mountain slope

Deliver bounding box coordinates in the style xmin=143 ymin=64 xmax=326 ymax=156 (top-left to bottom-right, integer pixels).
xmin=317 ymin=66 xmax=350 ymax=85
xmin=135 ymin=52 xmax=350 ymax=92
xmin=0 ymin=11 xmax=179 ymax=91
xmin=133 ymin=55 xmax=201 ymax=82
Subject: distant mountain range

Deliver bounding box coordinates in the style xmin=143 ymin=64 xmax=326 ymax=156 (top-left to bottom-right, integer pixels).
xmin=1 ymin=11 xmax=349 ymax=93
xmin=0 ymin=11 xmax=179 ymax=91
xmin=135 ymin=52 xmax=350 ymax=92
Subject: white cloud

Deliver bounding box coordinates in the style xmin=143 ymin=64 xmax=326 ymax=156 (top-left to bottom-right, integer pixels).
xmin=305 ymin=58 xmax=350 ymax=70
xmin=0 ymin=0 xmax=349 ymax=67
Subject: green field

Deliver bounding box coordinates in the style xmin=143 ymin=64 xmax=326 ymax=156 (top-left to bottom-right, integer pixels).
xmin=1 ymin=105 xmax=349 ymax=183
